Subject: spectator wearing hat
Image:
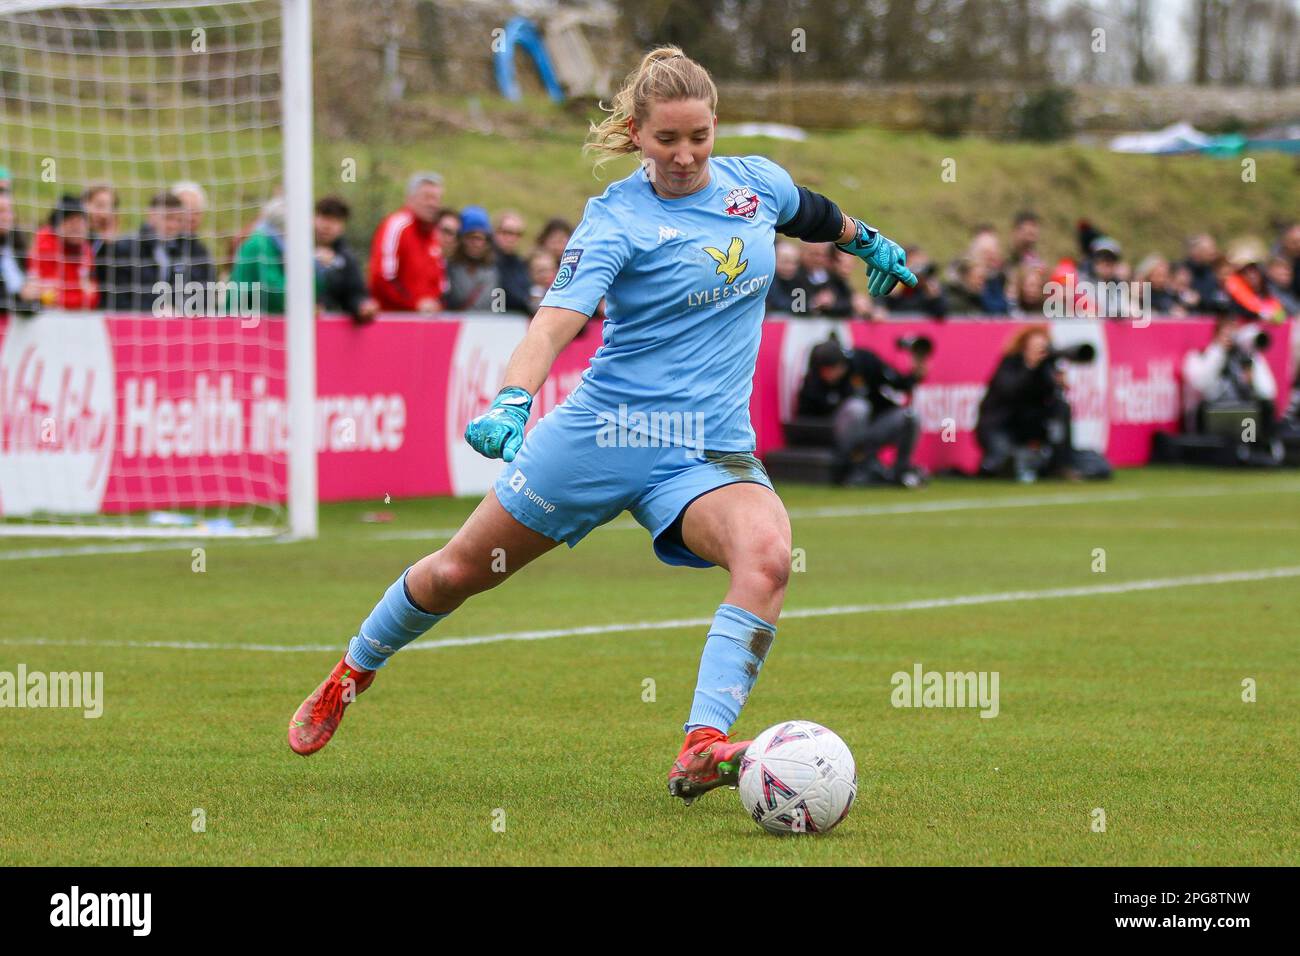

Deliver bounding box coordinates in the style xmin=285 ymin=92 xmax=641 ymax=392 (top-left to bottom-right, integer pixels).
xmin=493 ymin=210 xmax=532 ymax=314
xmin=29 ymin=195 xmax=98 ymax=309
xmin=1223 ymin=238 xmax=1286 ymax=323
xmin=0 ymin=190 xmax=40 ymax=316
xmin=444 ymin=205 xmax=502 ymax=313
xmin=104 ymin=191 xmax=214 ymax=312
xmin=369 ymin=172 xmax=447 ymax=314
xmin=1078 ymin=235 xmax=1128 ymax=319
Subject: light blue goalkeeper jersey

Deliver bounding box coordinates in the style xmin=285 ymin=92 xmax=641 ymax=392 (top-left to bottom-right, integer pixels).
xmin=540 ymin=155 xmax=801 ymax=452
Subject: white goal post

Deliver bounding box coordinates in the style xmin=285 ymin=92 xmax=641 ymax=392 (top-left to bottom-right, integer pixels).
xmin=0 ymin=0 xmax=317 ymax=539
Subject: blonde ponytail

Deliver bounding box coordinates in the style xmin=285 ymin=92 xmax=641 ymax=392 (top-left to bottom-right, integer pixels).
xmin=585 ymin=45 xmax=718 ymax=172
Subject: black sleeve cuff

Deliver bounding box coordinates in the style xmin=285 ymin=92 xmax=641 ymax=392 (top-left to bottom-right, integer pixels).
xmin=777 ymin=186 xmax=844 ymax=243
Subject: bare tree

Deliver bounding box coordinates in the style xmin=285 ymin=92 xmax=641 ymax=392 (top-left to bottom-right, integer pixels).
xmin=1191 ymin=0 xmax=1213 ymax=84
xmin=1268 ymin=0 xmax=1300 ymax=87
xmin=1129 ymin=0 xmax=1154 ymax=84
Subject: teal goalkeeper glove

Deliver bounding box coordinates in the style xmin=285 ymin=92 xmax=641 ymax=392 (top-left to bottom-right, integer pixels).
xmin=464 ymin=386 xmax=532 ymax=462
xmin=837 ymin=218 xmax=918 ymax=298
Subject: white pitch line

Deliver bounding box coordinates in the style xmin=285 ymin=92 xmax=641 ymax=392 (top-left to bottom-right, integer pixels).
xmin=0 ymin=537 xmax=292 ymax=562
xmin=4 ymin=564 xmax=1297 ymax=656
xmin=365 ymin=481 xmax=1300 ymax=541
xmin=0 ymin=541 xmax=207 ymax=561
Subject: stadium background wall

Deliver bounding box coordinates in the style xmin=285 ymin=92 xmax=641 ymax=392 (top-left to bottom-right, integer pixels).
xmin=0 ymin=313 xmax=1291 ymax=514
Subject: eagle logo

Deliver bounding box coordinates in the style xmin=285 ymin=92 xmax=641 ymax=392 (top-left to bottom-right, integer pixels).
xmin=702 ymin=237 xmax=748 ymax=285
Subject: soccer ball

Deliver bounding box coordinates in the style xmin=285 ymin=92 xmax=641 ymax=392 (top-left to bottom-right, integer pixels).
xmin=738 ymin=720 xmax=857 ymax=835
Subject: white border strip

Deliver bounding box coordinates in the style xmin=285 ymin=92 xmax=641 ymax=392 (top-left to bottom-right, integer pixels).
xmin=6 ymin=482 xmax=1298 ymax=557
xmin=4 ymin=565 xmax=1297 ymax=655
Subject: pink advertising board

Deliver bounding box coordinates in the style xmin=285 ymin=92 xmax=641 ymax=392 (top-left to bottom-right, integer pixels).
xmin=0 ymin=312 xmax=1291 ymax=516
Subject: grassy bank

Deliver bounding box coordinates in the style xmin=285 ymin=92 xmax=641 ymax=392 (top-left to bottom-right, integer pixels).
xmin=4 ymin=95 xmax=1296 ymax=269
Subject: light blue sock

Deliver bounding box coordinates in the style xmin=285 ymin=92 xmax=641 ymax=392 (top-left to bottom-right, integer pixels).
xmin=345 ymin=567 xmax=449 ymax=670
xmin=684 ymin=603 xmax=777 ymax=733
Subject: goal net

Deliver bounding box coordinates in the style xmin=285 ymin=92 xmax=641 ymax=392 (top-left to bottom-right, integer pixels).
xmin=0 ymin=0 xmax=316 ymax=538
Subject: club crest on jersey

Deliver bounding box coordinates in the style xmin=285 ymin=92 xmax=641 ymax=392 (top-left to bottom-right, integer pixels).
xmin=723 ymin=186 xmax=760 ymax=219
xmin=551 ymin=248 xmax=583 ymax=290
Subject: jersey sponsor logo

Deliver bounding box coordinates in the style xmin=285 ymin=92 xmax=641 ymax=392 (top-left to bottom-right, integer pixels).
xmin=688 ymin=236 xmax=769 ymax=307
xmin=723 ymin=186 xmax=760 ymax=219
xmin=522 ymin=485 xmax=556 ymax=514
xmin=702 ymin=237 xmax=749 ymax=284
xmin=551 ymin=248 xmax=583 ymax=290
xmin=657 ymin=226 xmax=682 ymax=244
xmin=506 ymin=467 xmax=556 ymax=513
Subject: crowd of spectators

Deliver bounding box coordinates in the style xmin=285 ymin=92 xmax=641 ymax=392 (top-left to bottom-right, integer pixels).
xmin=854 ymin=211 xmax=1300 ymax=324
xmin=3 ymin=163 xmax=1299 ymax=329
xmin=0 ymin=167 xmax=574 ymax=325
xmin=0 ymin=171 xmax=218 ymax=316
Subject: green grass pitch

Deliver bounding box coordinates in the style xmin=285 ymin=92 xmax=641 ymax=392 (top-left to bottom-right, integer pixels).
xmin=1 ymin=466 xmax=1297 ymax=866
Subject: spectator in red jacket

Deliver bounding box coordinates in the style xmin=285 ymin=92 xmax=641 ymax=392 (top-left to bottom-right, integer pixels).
xmin=29 ymin=195 xmax=98 ymax=310
xmin=369 ymin=172 xmax=446 ymax=313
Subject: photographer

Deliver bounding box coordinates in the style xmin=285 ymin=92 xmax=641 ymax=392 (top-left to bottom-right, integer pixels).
xmin=976 ymin=325 xmax=1096 ymax=481
xmin=1182 ymin=317 xmax=1281 ymax=463
xmin=797 ymin=336 xmax=929 ymax=487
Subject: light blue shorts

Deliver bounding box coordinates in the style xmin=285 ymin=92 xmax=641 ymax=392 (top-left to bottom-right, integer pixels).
xmin=492 ymin=400 xmax=773 ymax=568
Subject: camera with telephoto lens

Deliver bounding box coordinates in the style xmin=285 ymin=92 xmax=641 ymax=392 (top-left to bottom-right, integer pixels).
xmin=1241 ymin=329 xmax=1271 ymax=353
xmin=1046 ymin=343 xmax=1096 ymax=365
xmin=1223 ymin=330 xmax=1270 ymax=390
xmin=895 ymin=335 xmax=934 ymax=359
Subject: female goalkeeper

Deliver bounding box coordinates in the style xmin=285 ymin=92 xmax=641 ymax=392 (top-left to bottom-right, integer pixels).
xmin=288 ymin=46 xmax=917 ymax=804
